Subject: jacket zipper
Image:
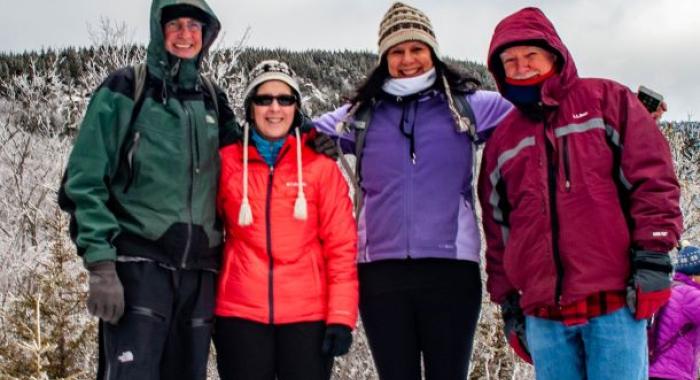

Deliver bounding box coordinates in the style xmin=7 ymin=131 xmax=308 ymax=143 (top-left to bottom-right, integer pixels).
xmin=181 ymin=106 xmax=195 ymax=268
xmin=563 ymin=136 xmax=571 ymax=192
xmin=400 ymin=99 xmax=413 ymax=258
xmin=266 ymin=166 xmax=275 ymax=324
xmin=544 ymin=121 xmax=565 ymax=306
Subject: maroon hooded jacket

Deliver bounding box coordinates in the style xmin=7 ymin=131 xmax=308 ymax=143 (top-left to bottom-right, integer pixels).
xmin=478 ymin=7 xmax=682 ymax=313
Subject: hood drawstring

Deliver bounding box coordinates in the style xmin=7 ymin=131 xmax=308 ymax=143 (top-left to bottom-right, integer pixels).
xmin=237 ymin=124 xmax=308 ymax=226
xmin=238 ymin=122 xmax=253 ymax=226
xmin=160 ymin=80 xmax=168 ymax=105
xmin=293 ymin=127 xmax=307 ymax=220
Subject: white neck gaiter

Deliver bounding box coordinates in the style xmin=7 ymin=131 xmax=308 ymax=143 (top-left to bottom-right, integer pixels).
xmin=382 ymin=68 xmax=437 ymax=97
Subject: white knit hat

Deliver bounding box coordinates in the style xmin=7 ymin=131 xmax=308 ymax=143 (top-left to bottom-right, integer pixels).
xmin=378 ymin=2 xmax=440 ymax=59
xmin=242 ymin=60 xmax=302 ymax=122
xmin=238 ymin=60 xmax=307 ymax=226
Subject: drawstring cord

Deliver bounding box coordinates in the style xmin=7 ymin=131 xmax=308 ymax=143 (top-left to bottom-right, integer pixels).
xmin=293 ymin=127 xmax=307 ymax=220
xmin=238 ymin=122 xmax=253 ymax=226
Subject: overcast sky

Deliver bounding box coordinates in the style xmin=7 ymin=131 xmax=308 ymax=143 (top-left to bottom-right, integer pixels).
xmin=1 ymin=0 xmax=698 ymax=121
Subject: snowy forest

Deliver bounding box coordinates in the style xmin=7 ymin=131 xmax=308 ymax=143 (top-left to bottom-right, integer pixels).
xmin=0 ymin=24 xmax=698 ymax=380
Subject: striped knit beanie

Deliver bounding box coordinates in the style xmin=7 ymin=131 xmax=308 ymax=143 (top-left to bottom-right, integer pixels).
xmin=243 ymin=60 xmax=302 ymax=123
xmin=378 ymin=2 xmax=440 ymax=59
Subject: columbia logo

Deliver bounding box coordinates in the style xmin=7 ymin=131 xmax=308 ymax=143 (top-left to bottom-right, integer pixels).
xmin=573 ymin=112 xmax=589 ymax=119
xmin=652 ymin=231 xmax=669 ymax=237
xmin=206 ymin=115 xmax=217 ymax=124
xmin=285 ymin=182 xmax=307 ymax=187
xmin=117 ymin=351 xmax=134 ymax=363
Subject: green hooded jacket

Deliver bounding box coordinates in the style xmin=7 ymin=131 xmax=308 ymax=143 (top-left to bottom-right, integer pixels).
xmin=59 ymin=0 xmax=240 ymax=270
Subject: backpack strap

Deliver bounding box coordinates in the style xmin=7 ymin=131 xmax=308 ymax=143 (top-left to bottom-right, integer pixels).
xmin=352 ymin=105 xmax=373 ymax=217
xmin=454 ymin=94 xmax=477 ymax=139
xmin=199 ymin=75 xmax=220 ymax=117
xmin=128 ymin=63 xmax=149 ymax=130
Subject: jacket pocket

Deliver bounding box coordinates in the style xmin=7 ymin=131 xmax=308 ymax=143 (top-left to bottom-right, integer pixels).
xmin=309 ymin=251 xmax=323 ymax=295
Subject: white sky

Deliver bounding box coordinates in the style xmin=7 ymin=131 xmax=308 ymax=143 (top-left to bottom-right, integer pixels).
xmin=1 ymin=0 xmax=698 ymax=121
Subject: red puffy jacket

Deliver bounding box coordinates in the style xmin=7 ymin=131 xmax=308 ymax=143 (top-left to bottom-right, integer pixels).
xmin=215 ymin=130 xmax=358 ymax=328
xmin=479 ymin=7 xmax=682 ymax=313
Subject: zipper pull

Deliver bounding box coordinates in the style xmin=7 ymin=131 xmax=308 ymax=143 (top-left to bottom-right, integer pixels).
xmin=565 ymin=180 xmax=571 ymax=191
xmin=411 ymin=153 xmax=416 ymax=165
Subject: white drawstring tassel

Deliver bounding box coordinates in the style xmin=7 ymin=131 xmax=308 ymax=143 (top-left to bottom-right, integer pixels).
xmin=293 ymin=127 xmax=307 ymax=220
xmin=238 ymin=122 xmax=253 ymax=226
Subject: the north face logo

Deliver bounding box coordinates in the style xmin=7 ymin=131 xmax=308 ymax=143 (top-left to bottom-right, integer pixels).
xmin=117 ymin=351 xmax=134 ymax=363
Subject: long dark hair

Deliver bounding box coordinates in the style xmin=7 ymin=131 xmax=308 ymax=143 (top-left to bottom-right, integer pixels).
xmin=350 ymin=51 xmax=481 ymax=110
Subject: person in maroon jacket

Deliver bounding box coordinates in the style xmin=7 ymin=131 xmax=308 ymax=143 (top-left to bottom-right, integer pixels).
xmin=478 ymin=7 xmax=683 ymax=380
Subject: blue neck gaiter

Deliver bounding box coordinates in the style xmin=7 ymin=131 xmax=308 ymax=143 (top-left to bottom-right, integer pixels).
xmin=503 ymin=83 xmax=542 ymax=106
xmin=251 ymin=128 xmax=285 ymax=167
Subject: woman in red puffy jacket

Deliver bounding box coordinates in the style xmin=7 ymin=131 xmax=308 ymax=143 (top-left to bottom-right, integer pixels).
xmin=213 ymin=60 xmax=358 ymax=380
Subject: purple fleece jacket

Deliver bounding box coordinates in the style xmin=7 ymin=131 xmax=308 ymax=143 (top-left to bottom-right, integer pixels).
xmin=314 ymin=89 xmax=511 ymax=263
xmin=649 ymin=273 xmax=700 ymax=380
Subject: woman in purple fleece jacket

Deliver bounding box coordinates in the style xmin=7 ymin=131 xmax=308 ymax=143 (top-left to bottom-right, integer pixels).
xmin=313 ymin=3 xmax=512 ymax=379
xmin=649 ymin=244 xmax=700 ymax=380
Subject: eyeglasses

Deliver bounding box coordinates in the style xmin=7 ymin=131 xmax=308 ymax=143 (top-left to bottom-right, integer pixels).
xmin=251 ymin=95 xmax=297 ymax=107
xmin=164 ymin=19 xmax=204 ymax=33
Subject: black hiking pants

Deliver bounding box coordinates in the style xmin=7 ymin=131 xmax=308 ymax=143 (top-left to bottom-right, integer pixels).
xmin=96 ymin=261 xmax=215 ymax=380
xmin=359 ymin=259 xmax=482 ymax=380
xmin=213 ymin=317 xmax=333 ymax=380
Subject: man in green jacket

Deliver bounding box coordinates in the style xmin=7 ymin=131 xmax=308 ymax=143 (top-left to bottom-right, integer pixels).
xmin=58 ymin=0 xmax=239 ymax=378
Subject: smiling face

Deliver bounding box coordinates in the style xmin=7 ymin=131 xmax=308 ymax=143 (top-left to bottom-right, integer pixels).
xmin=500 ymin=45 xmax=556 ymax=80
xmin=163 ymin=17 xmax=203 ymax=59
xmin=386 ymin=41 xmax=434 ymax=78
xmin=251 ymin=80 xmax=297 ymax=141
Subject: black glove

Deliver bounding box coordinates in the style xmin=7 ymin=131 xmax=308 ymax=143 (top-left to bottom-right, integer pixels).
xmin=86 ymin=261 xmax=124 ymax=325
xmin=626 ymin=249 xmax=673 ymax=319
xmin=321 ymin=324 xmax=352 ymax=356
xmin=501 ymin=292 xmax=532 ymax=363
xmin=309 ymin=132 xmax=339 ymax=160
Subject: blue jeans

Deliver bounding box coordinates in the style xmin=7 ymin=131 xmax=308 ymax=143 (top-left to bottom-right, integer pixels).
xmin=525 ymin=307 xmax=647 ymax=380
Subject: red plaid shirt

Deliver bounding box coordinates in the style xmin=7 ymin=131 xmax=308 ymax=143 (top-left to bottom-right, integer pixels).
xmin=533 ymin=291 xmax=627 ymax=326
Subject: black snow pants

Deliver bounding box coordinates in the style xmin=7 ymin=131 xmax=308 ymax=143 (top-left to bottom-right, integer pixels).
xmin=213 ymin=317 xmax=333 ymax=380
xmin=96 ymin=261 xmax=215 ymax=380
xmin=358 ymin=259 xmax=482 ymax=380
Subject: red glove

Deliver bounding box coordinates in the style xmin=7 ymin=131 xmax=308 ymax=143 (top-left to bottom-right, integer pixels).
xmin=501 ymin=293 xmax=532 ymax=364
xmin=626 ymin=250 xmax=673 ymax=319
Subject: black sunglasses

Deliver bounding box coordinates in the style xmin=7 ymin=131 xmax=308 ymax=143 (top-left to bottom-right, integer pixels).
xmin=251 ymin=94 xmax=297 ymax=106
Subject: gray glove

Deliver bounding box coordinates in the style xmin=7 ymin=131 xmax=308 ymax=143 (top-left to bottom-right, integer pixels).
xmin=501 ymin=293 xmax=532 ymax=363
xmin=310 ymin=132 xmax=339 ymax=160
xmin=86 ymin=261 xmax=124 ymax=325
xmin=625 ymin=249 xmax=672 ymax=319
